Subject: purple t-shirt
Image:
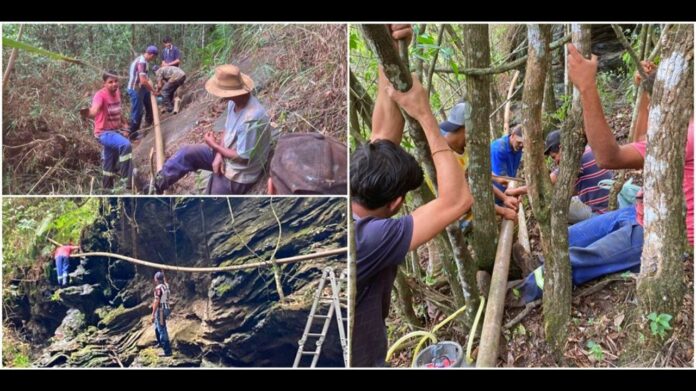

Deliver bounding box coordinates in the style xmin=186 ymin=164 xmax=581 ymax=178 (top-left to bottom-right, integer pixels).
xmin=162 ymin=45 xmax=180 ymax=66
xmin=552 ymin=147 xmax=612 ymax=213
xmin=351 ymin=214 xmax=413 ymax=367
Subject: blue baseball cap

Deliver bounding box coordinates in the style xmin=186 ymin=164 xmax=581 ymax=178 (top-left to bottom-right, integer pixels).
xmin=440 ymin=101 xmax=473 ymax=133
xmin=146 ymin=45 xmax=159 ymax=55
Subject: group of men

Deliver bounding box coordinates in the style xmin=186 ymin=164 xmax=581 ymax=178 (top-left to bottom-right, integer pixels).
xmin=81 ymin=37 xmax=347 ymax=195
xmin=351 ymin=24 xmax=693 ymax=367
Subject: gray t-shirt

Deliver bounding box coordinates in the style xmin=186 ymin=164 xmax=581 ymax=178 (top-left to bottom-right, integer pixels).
xmin=222 ymin=96 xmax=271 ymax=184
xmin=351 ymin=214 xmax=413 ymax=367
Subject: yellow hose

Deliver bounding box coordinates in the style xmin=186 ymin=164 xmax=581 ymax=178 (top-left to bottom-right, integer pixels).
xmin=385 ymin=331 xmax=436 ymax=362
xmin=466 ymin=296 xmax=485 ymax=365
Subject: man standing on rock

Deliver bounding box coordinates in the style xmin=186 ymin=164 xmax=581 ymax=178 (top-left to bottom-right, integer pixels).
xmin=53 ymin=241 xmax=80 ymax=286
xmin=152 ymin=271 xmax=172 ymax=357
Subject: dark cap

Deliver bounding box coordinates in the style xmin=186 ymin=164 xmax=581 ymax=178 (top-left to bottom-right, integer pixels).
xmin=146 ymin=45 xmax=159 ymax=55
xmin=155 ymin=271 xmax=164 ymax=282
xmin=270 ymin=133 xmax=347 ymax=195
xmin=544 ymin=130 xmax=561 ymax=155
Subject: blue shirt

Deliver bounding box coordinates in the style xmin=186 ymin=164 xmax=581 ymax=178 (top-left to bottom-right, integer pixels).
xmin=490 ymin=134 xmax=523 ymax=192
xmin=162 ymin=45 xmax=181 ymax=66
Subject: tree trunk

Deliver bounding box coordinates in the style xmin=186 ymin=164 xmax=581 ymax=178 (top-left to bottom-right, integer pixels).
xmin=349 ymin=70 xmax=374 ymax=136
xmin=544 ymin=24 xmax=590 ymax=361
xmin=395 ymin=267 xmax=424 ymax=328
xmin=445 ymin=224 xmax=480 ymax=328
xmin=543 ymin=61 xmax=557 ymax=131
xmin=637 ymin=24 xmax=693 ymax=347
xmin=360 ymin=25 xmax=437 ymax=188
xmin=461 ymin=24 xmax=498 ymax=270
xmin=3 ymin=24 xmax=25 ymax=91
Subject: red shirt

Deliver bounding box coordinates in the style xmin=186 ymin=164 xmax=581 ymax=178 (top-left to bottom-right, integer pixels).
xmin=92 ymin=87 xmax=123 ymax=137
xmin=631 ymin=119 xmax=694 ymax=244
xmin=55 ymin=245 xmax=79 ymax=258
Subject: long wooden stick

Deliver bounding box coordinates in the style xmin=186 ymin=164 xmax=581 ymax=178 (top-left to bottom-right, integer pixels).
xmin=50 ymin=236 xmax=346 ymax=273
xmin=477 ymin=182 xmax=517 ymax=367
xmin=150 ymin=93 xmax=164 ymax=171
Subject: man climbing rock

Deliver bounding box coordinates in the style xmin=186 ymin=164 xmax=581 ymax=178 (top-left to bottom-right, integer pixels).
xmin=152 ymin=271 xmax=172 ymax=357
xmin=53 ymin=241 xmax=80 ymax=286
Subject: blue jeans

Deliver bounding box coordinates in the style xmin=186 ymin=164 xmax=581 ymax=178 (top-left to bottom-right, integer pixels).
xmin=128 ymin=88 xmax=153 ymax=132
xmin=154 ymin=307 xmax=172 ymax=356
xmin=98 ymin=131 xmax=133 ymax=189
xmin=159 ymin=144 xmax=253 ymax=195
xmin=519 ymin=207 xmax=644 ymax=303
xmin=55 ymin=255 xmax=69 ymax=286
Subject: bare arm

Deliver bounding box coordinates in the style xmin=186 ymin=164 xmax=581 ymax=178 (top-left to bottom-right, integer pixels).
xmin=167 ymin=58 xmax=180 ymax=67
xmin=371 ymin=67 xmax=405 ymax=144
xmin=567 ymin=43 xmax=644 ymax=170
xmin=204 ymin=132 xmax=248 ymax=164
xmin=386 ymin=78 xmax=473 ymax=251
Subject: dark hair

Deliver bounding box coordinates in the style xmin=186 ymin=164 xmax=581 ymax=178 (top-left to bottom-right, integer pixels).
xmin=546 ymin=144 xmax=560 ymax=155
xmin=350 ymin=140 xmax=424 ymax=210
xmin=163 ymin=36 xmax=172 ymax=43
xmin=102 ymin=70 xmax=118 ymax=82
xmin=511 ymin=124 xmax=523 ymax=137
xmin=155 ymin=271 xmax=165 ymax=283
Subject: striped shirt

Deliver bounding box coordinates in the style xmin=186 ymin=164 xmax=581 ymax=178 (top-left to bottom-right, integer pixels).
xmin=553 ymin=147 xmax=612 ymax=213
xmin=127 ymin=55 xmax=148 ymax=90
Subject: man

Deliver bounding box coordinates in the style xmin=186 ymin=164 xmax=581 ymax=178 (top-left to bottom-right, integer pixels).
xmin=127 ymin=46 xmax=158 ymax=139
xmin=267 ymin=133 xmax=346 ymax=195
xmin=437 ymin=101 xmax=517 ymax=221
xmin=154 ymin=64 xmax=271 ymax=195
xmin=351 ymin=25 xmax=473 ymax=367
xmin=506 ymin=129 xmax=612 ymax=224
xmin=152 ymin=271 xmax=172 ymax=357
xmin=490 ymin=124 xmax=524 ymax=197
xmin=154 ymin=65 xmax=186 ymax=114
xmin=161 ymin=36 xmax=181 ymax=68
xmin=54 ymin=241 xmax=80 ymax=286
xmin=515 ymin=45 xmax=694 ymax=305
xmin=81 ymin=71 xmax=133 ymax=190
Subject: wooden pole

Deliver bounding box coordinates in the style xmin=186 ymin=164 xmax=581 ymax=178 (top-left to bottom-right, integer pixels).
xmin=477 ymin=182 xmax=517 ymax=367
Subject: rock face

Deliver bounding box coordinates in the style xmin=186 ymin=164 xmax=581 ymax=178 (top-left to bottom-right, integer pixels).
xmin=8 ymin=197 xmax=347 ymax=367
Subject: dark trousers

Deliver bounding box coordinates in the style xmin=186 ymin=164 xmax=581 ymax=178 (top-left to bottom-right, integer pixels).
xmin=128 ymin=87 xmax=153 ymax=132
xmin=161 ymin=76 xmax=186 ymax=112
xmin=159 ymin=144 xmax=254 ymax=195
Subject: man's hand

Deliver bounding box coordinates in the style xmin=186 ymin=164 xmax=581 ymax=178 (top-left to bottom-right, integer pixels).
xmin=505 ymin=187 xmax=523 ymax=197
xmin=492 ymin=175 xmax=509 ymax=187
xmin=385 ymin=75 xmax=430 ymax=121
xmin=567 ymin=43 xmax=599 ymax=93
xmin=203 ymin=131 xmax=218 ymax=148
xmin=498 ymin=205 xmax=517 ymax=221
xmin=212 ymin=152 xmax=224 ymax=175
xmin=634 ymin=60 xmax=656 ymax=85
xmin=503 ymin=196 xmax=519 ymax=210
xmin=389 ymin=24 xmax=413 ymax=44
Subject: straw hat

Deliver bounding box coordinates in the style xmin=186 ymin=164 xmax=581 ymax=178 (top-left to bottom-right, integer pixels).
xmin=205 ymin=64 xmax=254 ymax=98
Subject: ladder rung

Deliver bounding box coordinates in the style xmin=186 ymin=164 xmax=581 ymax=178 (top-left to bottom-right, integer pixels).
xmin=306 ymin=333 xmax=323 ymax=337
xmin=313 ymin=315 xmax=330 ymax=319
xmin=301 ymin=351 xmax=318 ymax=355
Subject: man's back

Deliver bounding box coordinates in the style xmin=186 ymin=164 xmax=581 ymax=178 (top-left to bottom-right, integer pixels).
xmin=352 ymin=215 xmax=413 ymax=367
